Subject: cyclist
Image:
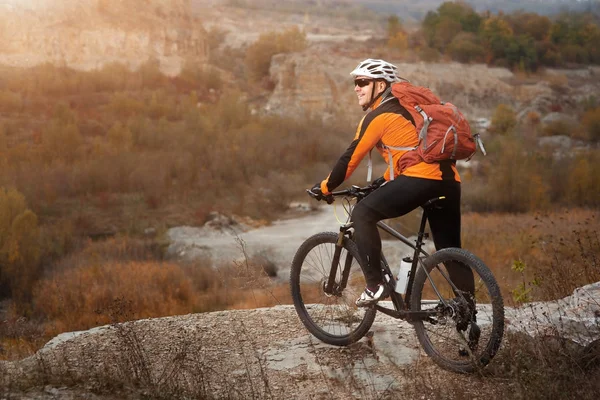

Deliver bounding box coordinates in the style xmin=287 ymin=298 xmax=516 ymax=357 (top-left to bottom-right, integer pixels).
xmin=309 ymin=58 xmax=474 ymax=307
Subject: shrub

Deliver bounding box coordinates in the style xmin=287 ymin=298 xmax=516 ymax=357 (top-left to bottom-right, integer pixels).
xmin=492 ymin=332 xmax=600 ymax=400
xmin=419 ymin=46 xmax=441 ymax=62
xmin=108 ymin=93 xmax=145 ymax=119
xmin=561 ymin=44 xmax=589 ymax=64
xmin=567 ymin=156 xmax=600 ymax=207
xmin=88 ymin=62 xmax=132 ymax=92
xmin=136 ymin=58 xmax=166 ymax=90
xmin=0 ymin=188 xmax=41 ymax=304
xmin=545 ymin=72 xmax=569 ymax=94
xmin=490 ymin=104 xmax=517 ymax=135
xmin=32 ymin=261 xmax=201 ymax=334
xmin=107 ymin=122 xmax=134 ymax=152
xmin=178 ymin=63 xmax=223 ymax=92
xmin=387 ymin=32 xmax=408 ymax=52
xmin=582 ymin=106 xmax=600 ymax=142
xmin=42 ymin=120 xmax=83 ymax=164
xmin=0 ymin=90 xmax=23 ymax=113
xmin=463 ymin=136 xmax=556 ymax=212
xmin=0 ymin=124 xmax=7 ymax=152
xmin=579 ymin=95 xmax=598 ymax=112
xmin=541 ymin=119 xmax=572 ymax=137
xmin=146 ymin=91 xmax=174 ymax=120
xmin=245 ymin=26 xmax=307 ymax=82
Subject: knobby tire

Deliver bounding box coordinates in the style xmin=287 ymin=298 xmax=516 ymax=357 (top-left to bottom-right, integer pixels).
xmin=290 ymin=232 xmax=376 ymax=346
xmin=410 ymin=248 xmax=504 ymax=373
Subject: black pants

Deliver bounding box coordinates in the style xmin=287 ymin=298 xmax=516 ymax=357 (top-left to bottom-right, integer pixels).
xmin=351 ymin=176 xmax=474 ymax=293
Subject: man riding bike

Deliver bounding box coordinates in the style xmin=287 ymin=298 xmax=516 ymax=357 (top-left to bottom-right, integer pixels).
xmin=309 ymin=58 xmax=474 ymax=307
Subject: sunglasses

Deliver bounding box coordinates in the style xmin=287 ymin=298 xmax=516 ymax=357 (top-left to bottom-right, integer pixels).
xmin=354 ymin=78 xmax=373 ymax=88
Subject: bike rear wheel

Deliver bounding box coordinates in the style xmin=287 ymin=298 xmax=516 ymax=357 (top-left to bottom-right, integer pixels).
xmin=411 ymin=248 xmax=504 ymax=373
xmin=290 ymin=232 xmax=376 ymax=346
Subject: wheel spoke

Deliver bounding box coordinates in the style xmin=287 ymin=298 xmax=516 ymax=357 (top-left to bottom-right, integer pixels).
xmin=291 ymin=233 xmax=376 ymax=345
xmin=411 ymin=248 xmax=504 ymax=373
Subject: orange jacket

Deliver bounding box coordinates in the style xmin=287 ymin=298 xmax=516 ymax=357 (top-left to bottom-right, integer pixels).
xmin=320 ymin=96 xmax=461 ymax=194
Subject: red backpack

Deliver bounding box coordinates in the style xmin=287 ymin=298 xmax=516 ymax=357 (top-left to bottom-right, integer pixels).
xmin=389 ymin=81 xmax=485 ymax=174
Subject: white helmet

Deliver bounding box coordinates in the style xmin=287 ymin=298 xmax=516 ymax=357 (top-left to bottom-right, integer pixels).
xmin=350 ymin=58 xmax=400 ymax=83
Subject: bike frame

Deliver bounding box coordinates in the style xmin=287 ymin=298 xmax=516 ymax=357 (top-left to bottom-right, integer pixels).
xmin=323 ymin=192 xmax=448 ymax=323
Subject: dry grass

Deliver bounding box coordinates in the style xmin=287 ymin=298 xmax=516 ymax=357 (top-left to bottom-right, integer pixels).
xmin=0 ymin=236 xmax=291 ymax=361
xmin=462 ymin=208 xmax=600 ymax=302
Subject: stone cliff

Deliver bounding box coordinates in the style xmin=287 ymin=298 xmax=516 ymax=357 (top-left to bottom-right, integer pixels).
xmin=266 ymin=48 xmax=541 ymax=122
xmin=0 ymin=0 xmax=208 ymax=75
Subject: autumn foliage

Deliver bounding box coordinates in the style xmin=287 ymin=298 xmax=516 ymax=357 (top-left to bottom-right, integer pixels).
xmin=403 ymin=2 xmax=600 ymax=70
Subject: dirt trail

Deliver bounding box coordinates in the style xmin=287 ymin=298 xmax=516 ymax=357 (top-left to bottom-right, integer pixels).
xmin=166 ymin=204 xmax=424 ymax=281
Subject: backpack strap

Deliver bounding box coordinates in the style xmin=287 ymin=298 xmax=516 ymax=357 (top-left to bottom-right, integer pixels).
xmin=365 ymin=99 xmax=432 ymax=182
xmin=441 ymin=125 xmax=457 ymax=158
xmin=474 ymin=133 xmax=487 ymax=156
xmin=414 ymin=105 xmax=432 ymax=144
xmin=368 ymin=142 xmax=416 ymax=181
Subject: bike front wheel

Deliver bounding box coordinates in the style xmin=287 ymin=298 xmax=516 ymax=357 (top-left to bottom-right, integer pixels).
xmin=290 ymin=232 xmax=376 ymax=346
xmin=411 ymin=248 xmax=504 ymax=373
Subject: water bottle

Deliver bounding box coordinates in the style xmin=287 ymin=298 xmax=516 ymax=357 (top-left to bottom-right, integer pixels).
xmin=395 ymin=257 xmax=412 ymax=294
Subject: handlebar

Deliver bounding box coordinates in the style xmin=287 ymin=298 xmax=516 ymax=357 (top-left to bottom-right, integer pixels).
xmin=306 ymin=184 xmax=376 ymax=204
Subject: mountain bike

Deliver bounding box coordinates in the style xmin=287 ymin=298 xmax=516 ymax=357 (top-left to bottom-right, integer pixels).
xmin=289 ymin=184 xmax=504 ymax=373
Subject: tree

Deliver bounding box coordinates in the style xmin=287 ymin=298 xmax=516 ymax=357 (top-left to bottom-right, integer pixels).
xmin=433 ymin=17 xmax=463 ymax=51
xmin=507 ymin=12 xmax=551 ymax=41
xmin=387 ymin=15 xmax=403 ymax=39
xmin=422 ymin=11 xmax=440 ymax=47
xmin=581 ymin=23 xmax=600 ymax=63
xmin=481 ymin=16 xmax=514 ymax=63
xmin=437 ymin=1 xmax=481 ymax=33
xmin=387 ymin=15 xmax=408 ymax=51
xmin=550 ymin=19 xmax=570 ymax=46
xmin=0 ymin=188 xmax=40 ymax=304
xmin=421 ymin=1 xmax=481 ymax=50
xmin=505 ymin=35 xmax=539 ymax=71
xmin=448 ymin=32 xmax=485 ymax=63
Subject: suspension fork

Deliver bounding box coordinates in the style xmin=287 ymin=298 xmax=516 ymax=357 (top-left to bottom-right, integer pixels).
xmin=324 ymin=223 xmax=353 ymax=295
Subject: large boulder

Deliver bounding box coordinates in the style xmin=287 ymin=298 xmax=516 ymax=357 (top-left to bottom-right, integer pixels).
xmin=507 ymin=281 xmax=600 ymax=346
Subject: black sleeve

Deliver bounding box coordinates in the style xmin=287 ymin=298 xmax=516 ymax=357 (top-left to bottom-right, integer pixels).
xmin=325 ymin=139 xmax=359 ymax=192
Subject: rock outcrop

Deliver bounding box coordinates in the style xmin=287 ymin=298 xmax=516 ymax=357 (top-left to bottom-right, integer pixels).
xmin=0 ymin=0 xmax=208 ymax=75
xmin=266 ymin=51 xmax=519 ymax=121
xmin=1 ymin=282 xmax=598 ymax=399
xmin=506 ymin=281 xmax=600 ymax=346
